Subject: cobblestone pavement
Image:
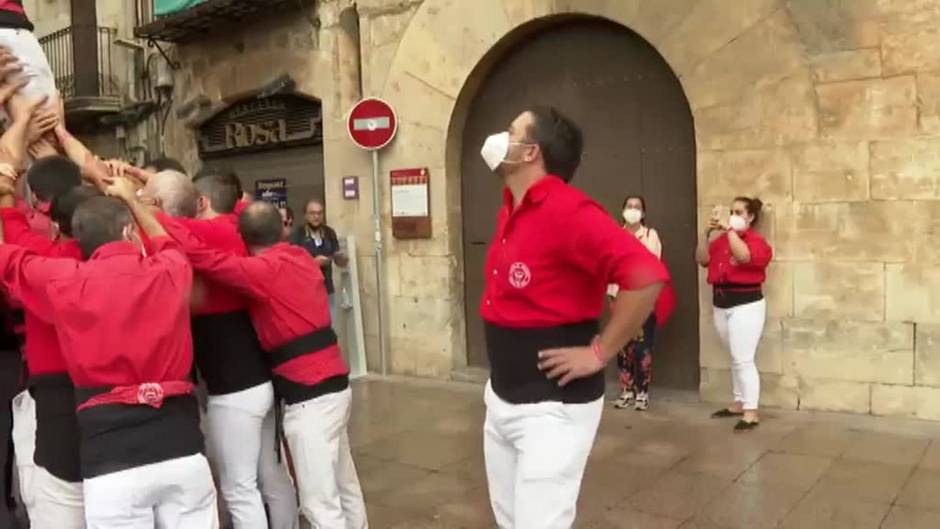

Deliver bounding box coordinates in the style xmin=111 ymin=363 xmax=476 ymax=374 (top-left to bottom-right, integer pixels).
xmin=347 ymin=376 xmax=940 ymax=529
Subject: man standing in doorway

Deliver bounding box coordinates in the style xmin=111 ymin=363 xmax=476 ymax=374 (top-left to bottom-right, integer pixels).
xmin=478 ymin=106 xmax=669 ymax=529
xmin=289 ymin=199 xmax=346 ymax=322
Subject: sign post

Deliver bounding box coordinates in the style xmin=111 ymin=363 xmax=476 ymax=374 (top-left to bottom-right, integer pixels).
xmin=347 ymin=98 xmax=398 ymax=376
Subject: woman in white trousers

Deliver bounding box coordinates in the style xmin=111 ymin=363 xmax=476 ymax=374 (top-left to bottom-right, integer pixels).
xmin=696 ymin=196 xmax=773 ymax=432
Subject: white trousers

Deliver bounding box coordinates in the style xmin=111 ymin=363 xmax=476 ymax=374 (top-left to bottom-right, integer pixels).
xmin=0 ymin=28 xmax=56 ymax=103
xmin=713 ymin=299 xmax=767 ymax=410
xmin=483 ymin=381 xmax=603 ymax=529
xmin=83 ymin=454 xmax=219 ymax=529
xmin=282 ymin=387 xmax=367 ymax=529
xmin=12 ymin=390 xmax=85 ymax=529
xmin=205 ymin=382 xmax=298 ymax=529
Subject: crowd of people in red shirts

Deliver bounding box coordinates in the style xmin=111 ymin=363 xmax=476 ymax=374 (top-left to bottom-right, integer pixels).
xmin=0 ymin=16 xmax=367 ymax=527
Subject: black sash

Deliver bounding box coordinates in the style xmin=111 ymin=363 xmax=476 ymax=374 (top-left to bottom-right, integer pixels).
xmin=269 ymin=327 xmax=338 ymax=368
xmin=265 ymin=327 xmax=345 ymax=461
xmin=192 ymin=310 xmax=270 ymax=395
xmin=74 ymin=387 xmax=203 ymax=479
xmin=713 ymin=284 xmax=764 ymax=309
xmin=28 ymin=373 xmax=82 ymax=483
xmin=484 ymin=320 xmax=604 ymax=404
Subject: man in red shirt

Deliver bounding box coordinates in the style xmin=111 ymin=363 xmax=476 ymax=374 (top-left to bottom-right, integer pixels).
xmin=0 ymin=186 xmax=218 ymax=528
xmin=152 ymin=171 xmax=298 ymax=529
xmin=478 ymin=106 xmax=668 ymax=529
xmin=121 ymin=191 xmax=365 ymax=529
xmin=0 ymin=158 xmax=91 ymax=529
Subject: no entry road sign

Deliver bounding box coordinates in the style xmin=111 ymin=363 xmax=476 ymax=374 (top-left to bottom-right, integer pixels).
xmin=347 ymin=98 xmax=398 ymax=150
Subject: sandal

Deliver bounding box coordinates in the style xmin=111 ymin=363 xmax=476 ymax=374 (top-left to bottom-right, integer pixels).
xmin=711 ymin=408 xmax=744 ymax=419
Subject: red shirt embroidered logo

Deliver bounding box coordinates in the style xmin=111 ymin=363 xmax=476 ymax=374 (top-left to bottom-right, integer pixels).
xmin=508 ymin=262 xmax=532 ymax=289
xmin=137 ymin=383 xmax=165 ymax=408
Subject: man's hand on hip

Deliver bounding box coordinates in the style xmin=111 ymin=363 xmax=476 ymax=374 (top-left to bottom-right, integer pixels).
xmin=538 ymin=346 xmax=605 ymax=387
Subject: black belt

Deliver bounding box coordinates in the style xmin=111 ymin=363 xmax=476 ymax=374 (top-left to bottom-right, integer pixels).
xmin=28 ymin=373 xmax=81 ymax=483
xmin=484 ymin=320 xmax=603 ymax=404
xmin=74 ymin=389 xmax=203 ymax=479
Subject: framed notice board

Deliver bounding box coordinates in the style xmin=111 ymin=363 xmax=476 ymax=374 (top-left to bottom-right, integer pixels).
xmin=390 ymin=167 xmax=431 ymax=239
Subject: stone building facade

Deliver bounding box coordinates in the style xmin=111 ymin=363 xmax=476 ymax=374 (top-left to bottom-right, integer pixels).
xmin=54 ymin=0 xmax=940 ymax=420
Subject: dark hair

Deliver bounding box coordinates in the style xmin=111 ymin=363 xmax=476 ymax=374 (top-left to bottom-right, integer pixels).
xmin=239 ymin=201 xmax=283 ymax=248
xmin=524 ymin=106 xmax=583 ymax=183
xmin=26 ymin=156 xmax=82 ymax=203
xmin=194 ymin=168 xmax=243 ymax=197
xmin=72 ymin=196 xmax=132 ymax=259
xmin=145 ymin=156 xmax=186 ymax=174
xmin=733 ymin=196 xmax=764 ymax=227
xmin=51 ymin=186 xmax=102 ymax=237
xmin=621 ymin=195 xmax=647 ymax=226
xmin=194 ymin=174 xmax=239 ymax=214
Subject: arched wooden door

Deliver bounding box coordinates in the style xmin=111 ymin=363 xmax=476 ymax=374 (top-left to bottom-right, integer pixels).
xmin=460 ymin=18 xmax=700 ymax=390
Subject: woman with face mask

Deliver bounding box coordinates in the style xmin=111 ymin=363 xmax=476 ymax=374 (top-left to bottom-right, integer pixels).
xmin=695 ymin=196 xmax=773 ymax=432
xmin=609 ymin=196 xmax=661 ymax=411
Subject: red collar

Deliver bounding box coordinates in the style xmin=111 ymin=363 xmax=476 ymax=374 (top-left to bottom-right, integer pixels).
xmin=502 ymin=174 xmax=564 ymax=209
xmin=90 ymin=240 xmax=141 ymax=260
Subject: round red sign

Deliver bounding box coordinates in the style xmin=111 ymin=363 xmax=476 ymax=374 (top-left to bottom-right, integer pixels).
xmin=347 ymin=98 xmax=398 ymax=150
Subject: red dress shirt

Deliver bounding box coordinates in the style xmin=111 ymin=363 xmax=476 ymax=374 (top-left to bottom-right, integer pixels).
xmin=707 ymin=229 xmax=773 ymax=285
xmin=0 ymin=207 xmax=81 ymax=376
xmin=0 ymin=237 xmax=194 ymax=388
xmin=157 ymin=212 xmax=249 ymax=315
xmin=169 ymin=228 xmax=347 ymax=386
xmin=481 ymin=175 xmax=669 ymax=328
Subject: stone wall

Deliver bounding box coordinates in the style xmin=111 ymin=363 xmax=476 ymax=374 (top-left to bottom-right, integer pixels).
xmin=151 ymin=0 xmax=940 ymax=420
xmin=371 ymin=0 xmax=940 ymax=420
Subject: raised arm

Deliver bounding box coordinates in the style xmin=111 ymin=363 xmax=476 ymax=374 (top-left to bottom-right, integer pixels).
xmin=1 ymin=95 xmax=51 ymax=171
xmin=106 ymin=176 xmax=167 ymax=239
xmin=53 ymin=123 xmax=114 ymax=192
xmin=159 ymin=216 xmax=269 ymax=300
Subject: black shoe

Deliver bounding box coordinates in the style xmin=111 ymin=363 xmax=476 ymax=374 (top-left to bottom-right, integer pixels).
xmin=734 ymin=419 xmax=760 ymax=432
xmin=711 ymin=408 xmax=744 ymax=418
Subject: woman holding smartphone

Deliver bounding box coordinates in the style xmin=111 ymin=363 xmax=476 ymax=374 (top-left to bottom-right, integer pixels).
xmin=611 ymin=196 xmax=662 ymax=411
xmin=696 ymin=197 xmax=772 ymax=431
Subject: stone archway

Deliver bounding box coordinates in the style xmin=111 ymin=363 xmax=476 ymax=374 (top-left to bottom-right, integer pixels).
xmin=376 ymin=0 xmax=815 ymax=402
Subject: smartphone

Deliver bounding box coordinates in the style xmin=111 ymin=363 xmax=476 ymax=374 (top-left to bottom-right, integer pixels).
xmin=710 ymin=204 xmax=723 ymax=222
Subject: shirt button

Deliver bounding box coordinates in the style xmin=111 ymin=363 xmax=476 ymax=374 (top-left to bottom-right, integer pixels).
xmin=492 ymin=269 xmax=498 ymax=276
xmin=501 ymin=238 xmax=506 ymax=245
xmin=485 ymin=299 xmax=492 ymax=306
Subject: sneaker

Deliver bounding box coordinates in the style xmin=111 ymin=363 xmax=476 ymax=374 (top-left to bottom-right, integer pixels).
xmin=613 ymin=390 xmax=635 ymax=409
xmin=733 ymin=419 xmax=760 ymax=432
xmin=634 ymin=392 xmax=650 ymax=411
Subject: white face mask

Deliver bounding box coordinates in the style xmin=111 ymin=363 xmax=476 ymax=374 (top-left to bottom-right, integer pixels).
xmin=480 ymin=131 xmax=531 ymax=172
xmin=622 ymin=208 xmax=643 ymax=225
xmin=729 ymin=214 xmax=748 ymax=232
xmin=480 ymin=132 xmax=510 ymax=171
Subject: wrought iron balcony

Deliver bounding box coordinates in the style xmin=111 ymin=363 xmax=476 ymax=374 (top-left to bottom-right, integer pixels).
xmin=38 ymin=25 xmax=124 ymax=128
xmin=135 ymin=0 xmax=315 ymax=44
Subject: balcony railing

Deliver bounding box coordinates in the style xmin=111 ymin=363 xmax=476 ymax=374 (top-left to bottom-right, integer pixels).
xmin=39 ymin=25 xmax=120 ymax=101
